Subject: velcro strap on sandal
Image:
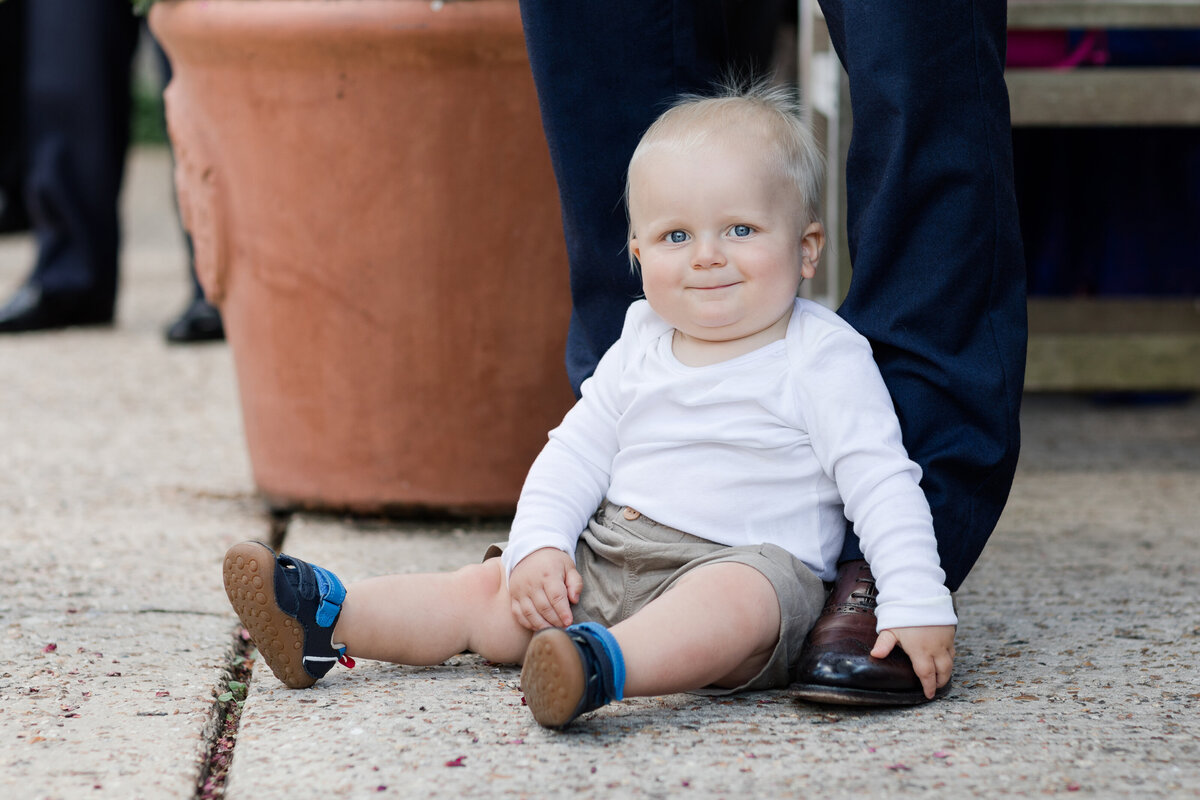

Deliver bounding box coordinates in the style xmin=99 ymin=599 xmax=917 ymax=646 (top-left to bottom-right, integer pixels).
xmin=312 ymin=566 xmax=347 ymax=628
xmin=569 ymin=621 xmax=626 ymax=703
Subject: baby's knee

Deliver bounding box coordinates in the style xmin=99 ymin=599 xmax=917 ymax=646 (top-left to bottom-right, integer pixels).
xmin=452 ymin=558 xmax=506 ymax=602
xmin=687 ymin=563 xmax=780 ymax=636
xmin=692 ymin=561 xmax=776 ymax=602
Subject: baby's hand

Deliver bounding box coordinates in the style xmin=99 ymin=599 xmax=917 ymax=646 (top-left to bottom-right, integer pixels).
xmin=872 ymin=625 xmax=956 ymax=700
xmin=507 ymin=547 xmax=583 ymax=632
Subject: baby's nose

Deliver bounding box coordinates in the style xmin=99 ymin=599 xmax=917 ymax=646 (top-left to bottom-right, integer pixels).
xmin=692 ymin=238 xmax=727 ymax=268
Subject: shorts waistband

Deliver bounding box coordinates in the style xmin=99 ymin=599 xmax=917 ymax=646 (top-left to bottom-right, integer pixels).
xmin=599 ymin=499 xmax=661 ymax=527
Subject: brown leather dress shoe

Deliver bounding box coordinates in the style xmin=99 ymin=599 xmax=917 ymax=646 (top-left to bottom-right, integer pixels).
xmin=791 ymin=559 xmax=950 ymax=705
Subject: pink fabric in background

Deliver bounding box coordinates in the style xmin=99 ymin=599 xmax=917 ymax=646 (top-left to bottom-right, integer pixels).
xmin=1007 ymin=30 xmax=1110 ymax=68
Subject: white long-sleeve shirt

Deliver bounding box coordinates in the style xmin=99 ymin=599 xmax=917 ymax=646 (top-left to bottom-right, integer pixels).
xmin=505 ymin=298 xmax=956 ymax=631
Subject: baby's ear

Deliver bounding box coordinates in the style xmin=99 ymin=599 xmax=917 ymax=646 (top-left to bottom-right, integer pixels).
xmin=629 ymin=238 xmax=643 ymax=273
xmin=800 ymin=222 xmax=825 ymax=280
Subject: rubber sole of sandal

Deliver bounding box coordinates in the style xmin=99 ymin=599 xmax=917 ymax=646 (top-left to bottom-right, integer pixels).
xmin=223 ymin=541 xmax=316 ymax=690
xmin=520 ymin=629 xmax=586 ymax=729
xmin=790 ymin=678 xmax=952 ymax=707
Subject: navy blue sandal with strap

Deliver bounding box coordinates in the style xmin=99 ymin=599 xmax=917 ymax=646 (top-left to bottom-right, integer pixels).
xmin=223 ymin=541 xmax=354 ymax=689
xmin=521 ymin=621 xmax=625 ymax=728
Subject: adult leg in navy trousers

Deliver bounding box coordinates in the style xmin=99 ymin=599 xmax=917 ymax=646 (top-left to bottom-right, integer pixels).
xmin=0 ymin=0 xmax=138 ymax=332
xmin=0 ymin=0 xmax=29 ymax=234
xmin=520 ymin=0 xmax=1026 ymax=704
xmin=790 ymin=0 xmax=1026 ymax=704
xmin=0 ymin=0 xmax=223 ymax=341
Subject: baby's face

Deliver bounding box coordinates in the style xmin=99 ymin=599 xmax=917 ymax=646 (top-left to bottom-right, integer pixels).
xmin=628 ymin=134 xmax=815 ymax=346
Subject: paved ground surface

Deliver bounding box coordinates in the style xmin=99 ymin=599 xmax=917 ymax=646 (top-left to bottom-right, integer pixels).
xmin=1 ymin=147 xmax=1198 ymax=799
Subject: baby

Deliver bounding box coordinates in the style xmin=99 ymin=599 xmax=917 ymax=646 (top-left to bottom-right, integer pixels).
xmin=223 ymin=83 xmax=956 ymax=729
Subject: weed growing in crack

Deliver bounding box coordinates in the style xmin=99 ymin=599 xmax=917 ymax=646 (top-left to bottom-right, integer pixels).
xmin=198 ymin=628 xmax=256 ymax=800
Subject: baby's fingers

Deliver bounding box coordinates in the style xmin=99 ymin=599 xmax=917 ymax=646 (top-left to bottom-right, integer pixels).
xmin=514 ymin=594 xmax=553 ymax=631
xmin=933 ymin=650 xmax=954 ymax=691
xmin=909 ymin=649 xmax=954 ymax=700
xmin=511 ymin=598 xmax=536 ymax=631
xmin=910 ymin=653 xmax=939 ymax=700
xmin=541 ymin=580 xmax=574 ymax=628
xmin=565 ymin=567 xmax=583 ymax=605
xmin=870 ymin=630 xmax=899 ymax=659
xmin=523 ymin=579 xmax=576 ymax=629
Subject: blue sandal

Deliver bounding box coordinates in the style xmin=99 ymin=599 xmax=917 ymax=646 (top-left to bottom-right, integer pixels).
xmin=223 ymin=541 xmax=354 ymax=689
xmin=521 ymin=622 xmax=625 ymax=728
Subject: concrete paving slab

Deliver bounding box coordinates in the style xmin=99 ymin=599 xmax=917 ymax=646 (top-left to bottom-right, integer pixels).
xmin=1 ymin=147 xmax=260 ymax=798
xmin=224 ymin=397 xmax=1200 ymax=799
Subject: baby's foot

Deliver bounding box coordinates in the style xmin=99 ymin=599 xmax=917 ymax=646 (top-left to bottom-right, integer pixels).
xmin=223 ymin=541 xmax=354 ymax=689
xmin=520 ymin=622 xmax=624 ymax=728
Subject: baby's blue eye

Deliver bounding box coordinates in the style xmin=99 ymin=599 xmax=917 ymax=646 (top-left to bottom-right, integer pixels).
xmin=731 ymin=224 xmax=752 ymax=238
xmin=668 ymin=230 xmax=688 ymax=244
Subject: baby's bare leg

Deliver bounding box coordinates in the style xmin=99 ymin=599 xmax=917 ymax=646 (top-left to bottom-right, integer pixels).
xmin=612 ymin=562 xmax=781 ymax=697
xmin=332 ymin=558 xmax=532 ymax=666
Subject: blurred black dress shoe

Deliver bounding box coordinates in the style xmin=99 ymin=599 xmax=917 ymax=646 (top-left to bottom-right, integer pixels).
xmin=0 ymin=283 xmax=113 ymax=333
xmin=0 ymin=188 xmax=30 ymax=234
xmin=165 ymin=296 xmax=224 ymax=344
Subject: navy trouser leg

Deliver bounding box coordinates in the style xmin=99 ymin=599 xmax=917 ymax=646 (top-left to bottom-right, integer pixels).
xmin=519 ymin=0 xmax=786 ymax=393
xmin=0 ymin=0 xmax=27 ymax=231
xmin=819 ymin=0 xmax=1027 ymax=589
xmin=25 ymin=0 xmax=139 ymax=306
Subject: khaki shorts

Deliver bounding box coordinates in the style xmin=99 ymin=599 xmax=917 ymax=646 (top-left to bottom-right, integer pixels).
xmin=488 ymin=500 xmax=826 ymax=694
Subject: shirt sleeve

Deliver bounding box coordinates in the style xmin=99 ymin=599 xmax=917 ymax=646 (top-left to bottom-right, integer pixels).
xmin=792 ymin=320 xmax=957 ymax=631
xmin=501 ymin=303 xmax=642 ymax=577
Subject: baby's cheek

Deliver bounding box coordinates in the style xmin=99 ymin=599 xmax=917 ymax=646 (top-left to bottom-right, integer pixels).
xmin=639 ymin=278 xmax=669 ymax=312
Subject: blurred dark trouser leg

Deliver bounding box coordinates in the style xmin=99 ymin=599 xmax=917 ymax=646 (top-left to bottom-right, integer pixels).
xmin=24 ymin=0 xmax=139 ymax=312
xmin=163 ymin=229 xmax=225 ymax=344
xmin=823 ymin=0 xmax=1027 ymax=590
xmin=0 ymin=0 xmax=28 ymax=233
xmin=790 ymin=0 xmax=1024 ymax=706
xmin=519 ymin=0 xmax=786 ymax=394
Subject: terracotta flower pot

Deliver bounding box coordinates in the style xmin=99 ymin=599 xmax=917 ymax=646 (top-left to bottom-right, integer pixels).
xmin=150 ymin=0 xmax=574 ymax=514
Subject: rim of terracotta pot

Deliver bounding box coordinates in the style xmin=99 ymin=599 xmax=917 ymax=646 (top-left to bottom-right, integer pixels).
xmin=150 ymin=0 xmax=528 ymax=66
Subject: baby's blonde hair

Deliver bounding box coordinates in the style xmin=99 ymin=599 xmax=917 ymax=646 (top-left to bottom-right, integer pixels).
xmin=626 ymin=82 xmax=825 ymax=268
